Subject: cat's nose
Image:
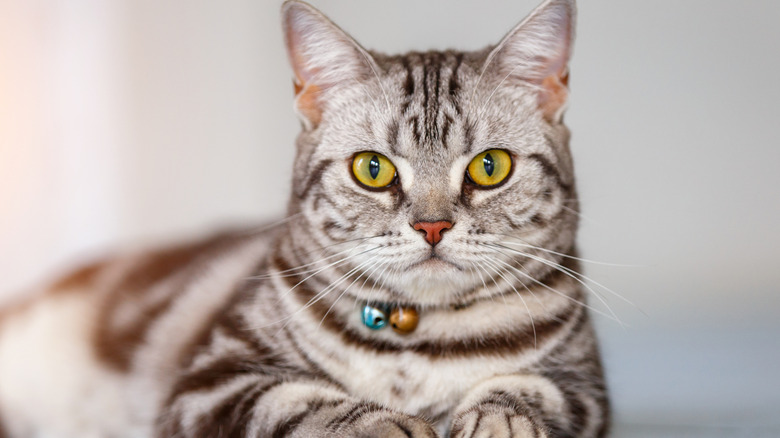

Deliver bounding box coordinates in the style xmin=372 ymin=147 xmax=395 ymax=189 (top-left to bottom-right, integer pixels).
xmin=412 ymin=221 xmax=453 ymax=246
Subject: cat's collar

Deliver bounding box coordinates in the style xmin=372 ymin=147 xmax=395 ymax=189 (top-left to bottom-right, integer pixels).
xmin=360 ymin=300 xmax=476 ymax=334
xmin=361 ymin=303 xmax=418 ymax=335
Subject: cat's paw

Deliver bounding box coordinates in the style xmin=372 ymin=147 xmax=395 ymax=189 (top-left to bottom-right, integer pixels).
xmin=356 ymin=416 xmax=439 ymax=438
xmin=331 ymin=405 xmax=439 ymax=438
xmin=450 ymin=406 xmax=546 ymax=438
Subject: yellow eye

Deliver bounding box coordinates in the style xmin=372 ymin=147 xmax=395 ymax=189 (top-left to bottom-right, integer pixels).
xmin=467 ymin=149 xmax=512 ymax=187
xmin=352 ymin=152 xmax=397 ymax=188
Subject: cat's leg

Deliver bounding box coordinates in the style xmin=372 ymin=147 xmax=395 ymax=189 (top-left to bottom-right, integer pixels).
xmin=156 ymin=365 xmax=438 ymax=438
xmin=449 ymin=373 xmax=608 ymax=438
xmin=154 ymin=291 xmax=439 ymax=437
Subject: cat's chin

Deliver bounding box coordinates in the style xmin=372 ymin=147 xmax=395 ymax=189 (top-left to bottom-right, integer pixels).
xmin=408 ymin=254 xmax=459 ymax=271
xmin=391 ymin=257 xmax=472 ymax=305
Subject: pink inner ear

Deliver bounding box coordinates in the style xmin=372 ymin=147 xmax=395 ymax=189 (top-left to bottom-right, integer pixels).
xmin=489 ymin=0 xmax=574 ymax=123
xmin=538 ymin=70 xmax=569 ymax=123
xmin=288 ymin=50 xmax=324 ymax=127
xmin=294 ymin=79 xmax=323 ymax=127
xmin=284 ymin=13 xmax=325 ymax=128
xmin=283 ymin=1 xmax=378 ymax=130
xmin=290 ymin=54 xmax=323 ymax=128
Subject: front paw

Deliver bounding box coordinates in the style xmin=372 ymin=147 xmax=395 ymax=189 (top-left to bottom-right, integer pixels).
xmin=329 ymin=404 xmax=439 ymax=438
xmin=450 ymin=404 xmax=546 ymax=438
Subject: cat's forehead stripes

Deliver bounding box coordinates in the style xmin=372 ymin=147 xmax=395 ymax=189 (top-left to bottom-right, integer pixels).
xmin=379 ymin=51 xmax=470 ymax=153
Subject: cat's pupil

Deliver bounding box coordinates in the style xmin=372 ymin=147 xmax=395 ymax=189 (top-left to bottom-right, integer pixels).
xmin=369 ymin=155 xmax=380 ymax=179
xmin=483 ymin=154 xmax=495 ymax=176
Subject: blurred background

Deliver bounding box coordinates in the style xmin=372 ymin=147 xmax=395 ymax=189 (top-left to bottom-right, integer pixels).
xmin=1 ymin=0 xmax=778 ymax=435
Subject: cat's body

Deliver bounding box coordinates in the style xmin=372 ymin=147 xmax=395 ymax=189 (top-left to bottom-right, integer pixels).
xmin=0 ymin=1 xmax=609 ymax=437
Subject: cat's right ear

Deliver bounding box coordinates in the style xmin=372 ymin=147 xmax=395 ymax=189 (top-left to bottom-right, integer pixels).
xmin=282 ymin=1 xmax=373 ymax=130
xmin=485 ymin=0 xmax=576 ymax=124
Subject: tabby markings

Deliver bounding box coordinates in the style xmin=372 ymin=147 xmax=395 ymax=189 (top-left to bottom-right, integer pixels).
xmin=273 ymin=253 xmax=579 ymax=358
xmin=92 ymin=230 xmax=253 ymax=371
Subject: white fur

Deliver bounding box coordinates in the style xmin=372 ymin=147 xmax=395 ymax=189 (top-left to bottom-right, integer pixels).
xmin=395 ymin=157 xmax=416 ymax=193
xmin=0 ymin=292 xmax=133 ymax=438
xmin=277 ymin=274 xmax=581 ymax=424
xmin=128 ymin=234 xmax=273 ymax=435
xmin=176 ymin=375 xmax=259 ymax=432
xmin=253 ymin=381 xmax=347 ymax=433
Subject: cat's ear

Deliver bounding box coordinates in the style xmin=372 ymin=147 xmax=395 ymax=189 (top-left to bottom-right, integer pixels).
xmin=486 ymin=0 xmax=575 ymax=123
xmin=282 ymin=1 xmax=374 ymax=129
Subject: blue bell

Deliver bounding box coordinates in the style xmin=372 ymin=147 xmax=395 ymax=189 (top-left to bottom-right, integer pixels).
xmin=361 ymin=304 xmax=390 ymax=330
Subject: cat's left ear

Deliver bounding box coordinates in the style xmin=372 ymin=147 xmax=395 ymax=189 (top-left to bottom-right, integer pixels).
xmin=282 ymin=0 xmax=376 ymax=130
xmin=487 ymin=0 xmax=576 ymax=123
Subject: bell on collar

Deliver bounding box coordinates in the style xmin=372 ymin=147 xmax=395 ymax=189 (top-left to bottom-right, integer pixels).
xmin=361 ymin=303 xmax=390 ymax=330
xmin=390 ymin=306 xmax=419 ymax=335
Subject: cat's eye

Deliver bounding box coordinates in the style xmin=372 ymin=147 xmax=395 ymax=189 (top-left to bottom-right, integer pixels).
xmin=466 ymin=149 xmax=512 ymax=187
xmin=352 ymin=152 xmax=397 ymax=188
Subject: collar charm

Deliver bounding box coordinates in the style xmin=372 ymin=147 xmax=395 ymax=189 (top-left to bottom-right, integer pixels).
xmin=389 ymin=306 xmax=419 ymax=334
xmin=361 ymin=303 xmax=390 ymax=330
xmin=361 ymin=303 xmax=419 ymax=335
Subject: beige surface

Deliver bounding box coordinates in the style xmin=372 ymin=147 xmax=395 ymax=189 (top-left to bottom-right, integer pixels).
xmin=611 ymin=423 xmax=780 ymax=438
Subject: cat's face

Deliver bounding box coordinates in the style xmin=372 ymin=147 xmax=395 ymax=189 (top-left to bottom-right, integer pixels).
xmin=283 ymin=0 xmax=577 ymax=306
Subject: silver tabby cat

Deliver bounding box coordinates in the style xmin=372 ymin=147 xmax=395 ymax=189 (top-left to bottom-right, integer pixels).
xmin=0 ymin=0 xmax=609 ymax=436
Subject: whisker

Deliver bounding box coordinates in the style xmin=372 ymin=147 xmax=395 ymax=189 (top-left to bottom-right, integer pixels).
xmin=358 ymin=50 xmax=392 ymax=116
xmin=275 ymin=253 xmax=384 ymax=333
xmin=317 ymin=258 xmax=384 ymax=331
xmin=559 ymin=205 xmax=593 ymax=224
xmin=271 ymin=246 xmax=383 ymax=306
xmin=249 ymin=241 xmax=376 ymax=281
xmin=360 ymin=253 xmax=392 ymax=312
xmin=470 ymin=261 xmax=490 ymax=295
xmin=480 ymin=245 xmax=621 ymax=323
xmin=476 ymin=61 xmax=529 ymax=120
xmin=495 ymin=236 xmax=639 ymax=267
xmin=478 ymin=255 xmax=537 ymax=348
xmin=486 ymin=256 xmax=557 ymax=319
xmin=486 ymin=244 xmax=626 ymax=327
xmin=288 ymin=233 xmax=391 ymax=269
xmin=490 ymin=242 xmax=640 ymax=311
xmin=372 ymin=254 xmax=399 ymax=304
xmin=240 ymin=212 xmax=304 ymax=236
xmin=472 ymin=259 xmax=500 ymax=304
xmin=466 ymin=31 xmax=516 ymax=121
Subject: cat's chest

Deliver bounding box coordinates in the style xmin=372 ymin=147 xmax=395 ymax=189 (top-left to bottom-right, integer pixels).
xmin=296 ymin=324 xmax=540 ymax=417
xmin=331 ymin=349 xmax=521 ymax=414
xmin=283 ymin=289 xmax=566 ymax=414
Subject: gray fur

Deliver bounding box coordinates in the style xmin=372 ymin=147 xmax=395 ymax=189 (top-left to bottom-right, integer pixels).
xmin=0 ymin=0 xmax=608 ymax=437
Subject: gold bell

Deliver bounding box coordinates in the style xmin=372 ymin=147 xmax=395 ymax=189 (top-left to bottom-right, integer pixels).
xmin=389 ymin=306 xmax=419 ymax=335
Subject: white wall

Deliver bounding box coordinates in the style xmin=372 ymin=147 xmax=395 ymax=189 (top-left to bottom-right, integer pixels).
xmin=0 ymin=0 xmax=126 ymax=298
xmin=1 ymin=0 xmax=778 ymax=430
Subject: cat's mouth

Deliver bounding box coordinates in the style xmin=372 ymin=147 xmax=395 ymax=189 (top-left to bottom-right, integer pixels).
xmin=393 ymin=253 xmax=471 ymax=303
xmin=408 ymin=253 xmax=463 ymax=271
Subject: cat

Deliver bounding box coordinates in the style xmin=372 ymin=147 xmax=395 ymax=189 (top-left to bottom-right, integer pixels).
xmin=0 ymin=0 xmax=609 ymax=436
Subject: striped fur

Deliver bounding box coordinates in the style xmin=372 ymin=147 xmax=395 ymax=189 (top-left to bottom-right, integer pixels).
xmin=0 ymin=0 xmax=609 ymax=436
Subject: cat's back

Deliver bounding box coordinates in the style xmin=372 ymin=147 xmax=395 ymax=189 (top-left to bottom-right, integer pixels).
xmin=0 ymin=225 xmax=275 ymax=438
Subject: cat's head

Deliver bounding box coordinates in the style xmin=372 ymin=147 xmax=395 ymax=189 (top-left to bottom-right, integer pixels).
xmin=281 ymin=0 xmax=578 ymax=307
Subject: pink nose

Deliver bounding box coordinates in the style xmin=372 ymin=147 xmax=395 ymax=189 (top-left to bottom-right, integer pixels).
xmin=412 ymin=221 xmax=453 ymax=246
